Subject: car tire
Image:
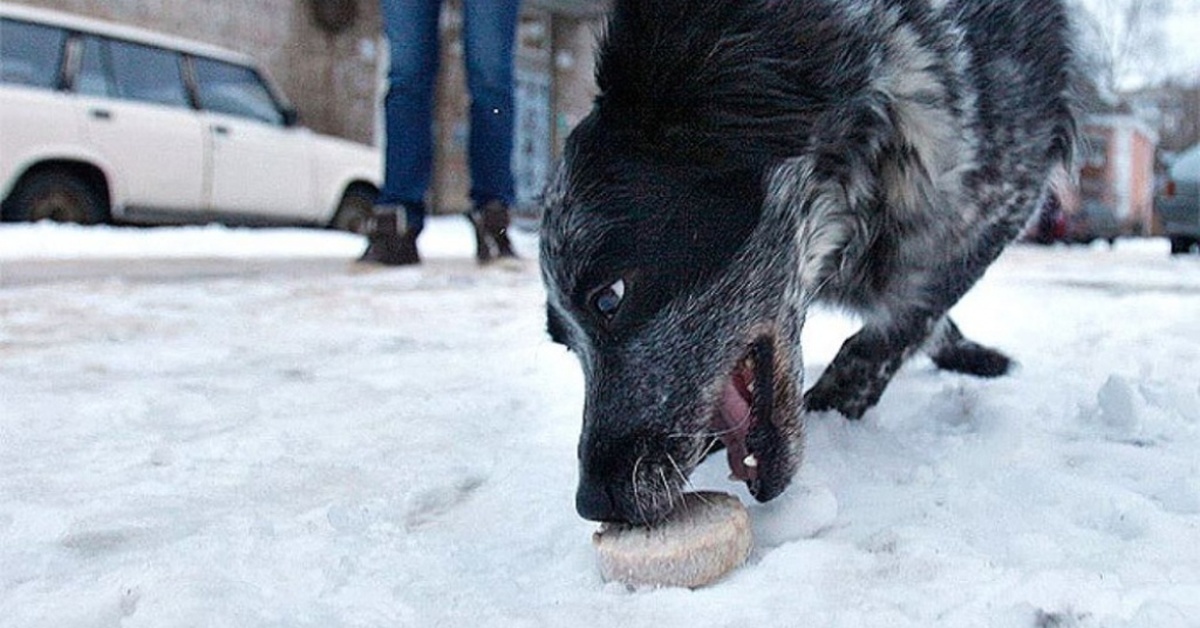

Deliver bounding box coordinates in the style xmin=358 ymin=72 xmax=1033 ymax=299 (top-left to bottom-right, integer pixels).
xmin=5 ymin=169 xmax=108 ymax=225
xmin=329 ymin=186 xmax=375 ymax=235
xmin=1169 ymin=236 xmax=1195 ymax=255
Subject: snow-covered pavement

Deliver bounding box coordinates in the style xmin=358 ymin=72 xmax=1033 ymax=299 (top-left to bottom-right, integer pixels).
xmin=1 ymin=218 xmax=1198 ymax=627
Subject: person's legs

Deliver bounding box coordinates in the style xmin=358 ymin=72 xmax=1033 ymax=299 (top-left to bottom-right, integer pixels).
xmin=362 ymin=0 xmax=440 ymax=265
xmin=378 ymin=0 xmax=442 ymax=235
xmin=461 ymin=0 xmax=520 ymax=262
xmin=461 ymin=0 xmax=519 ymax=209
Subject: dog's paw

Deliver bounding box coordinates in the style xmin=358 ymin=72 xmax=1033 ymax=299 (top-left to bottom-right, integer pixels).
xmin=930 ymin=341 xmax=1013 ymax=378
xmin=803 ymin=381 xmax=872 ymax=420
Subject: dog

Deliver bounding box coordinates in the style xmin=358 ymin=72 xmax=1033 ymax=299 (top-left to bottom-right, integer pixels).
xmin=539 ymin=0 xmax=1078 ymax=525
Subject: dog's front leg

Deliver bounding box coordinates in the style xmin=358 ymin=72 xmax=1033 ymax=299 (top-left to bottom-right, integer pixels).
xmin=804 ymin=311 xmax=1013 ymax=418
xmin=804 ymin=223 xmax=1029 ymax=418
xmin=802 ymin=318 xmax=932 ymax=420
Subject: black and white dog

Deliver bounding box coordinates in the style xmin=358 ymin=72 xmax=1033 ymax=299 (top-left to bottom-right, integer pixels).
xmin=539 ymin=0 xmax=1077 ymax=524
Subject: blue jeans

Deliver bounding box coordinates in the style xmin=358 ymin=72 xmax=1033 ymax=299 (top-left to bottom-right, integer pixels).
xmin=377 ymin=0 xmax=520 ymax=232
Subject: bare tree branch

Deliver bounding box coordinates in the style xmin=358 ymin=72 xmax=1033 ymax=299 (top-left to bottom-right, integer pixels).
xmin=1073 ymin=0 xmax=1176 ymax=92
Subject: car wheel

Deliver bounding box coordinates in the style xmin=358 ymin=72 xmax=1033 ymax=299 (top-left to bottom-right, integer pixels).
xmin=1169 ymin=236 xmax=1194 ymax=255
xmin=5 ymin=169 xmax=108 ymax=225
xmin=329 ymin=187 xmax=375 ymax=235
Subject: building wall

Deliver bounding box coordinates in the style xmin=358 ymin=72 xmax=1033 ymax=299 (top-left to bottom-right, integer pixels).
xmin=1129 ymin=127 xmax=1158 ymax=234
xmin=1074 ymin=116 xmax=1159 ymax=235
xmin=550 ymin=14 xmax=600 ymax=157
xmin=429 ymin=4 xmax=560 ymax=212
xmin=11 ymin=0 xmax=606 ymax=213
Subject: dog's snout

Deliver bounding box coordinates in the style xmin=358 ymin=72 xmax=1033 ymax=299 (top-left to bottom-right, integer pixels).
xmin=576 ymin=427 xmax=676 ymax=524
xmin=575 ymin=478 xmax=621 ymax=522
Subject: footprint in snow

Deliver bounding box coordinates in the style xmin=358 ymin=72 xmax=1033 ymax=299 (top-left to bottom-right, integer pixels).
xmin=403 ymin=473 xmax=487 ymax=529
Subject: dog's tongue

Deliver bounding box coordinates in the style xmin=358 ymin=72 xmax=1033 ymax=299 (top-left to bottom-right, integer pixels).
xmin=718 ymin=372 xmax=758 ymax=482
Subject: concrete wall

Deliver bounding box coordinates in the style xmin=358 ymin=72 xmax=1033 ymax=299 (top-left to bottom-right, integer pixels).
xmin=550 ymin=14 xmax=600 ymax=156
xmin=430 ymin=4 xmax=557 ymax=212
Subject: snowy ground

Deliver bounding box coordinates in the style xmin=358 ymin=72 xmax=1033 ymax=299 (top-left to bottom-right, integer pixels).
xmin=1 ymin=218 xmax=1198 ymax=628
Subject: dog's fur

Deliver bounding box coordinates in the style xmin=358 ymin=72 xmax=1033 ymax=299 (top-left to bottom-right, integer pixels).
xmin=539 ymin=0 xmax=1078 ymax=524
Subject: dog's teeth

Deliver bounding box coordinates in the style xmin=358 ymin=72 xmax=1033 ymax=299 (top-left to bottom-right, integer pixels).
xmin=743 ymin=454 xmax=759 ymax=468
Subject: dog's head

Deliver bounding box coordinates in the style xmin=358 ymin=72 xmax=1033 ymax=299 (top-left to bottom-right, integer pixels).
xmin=540 ymin=0 xmax=951 ymax=524
xmin=540 ymin=124 xmax=807 ymax=524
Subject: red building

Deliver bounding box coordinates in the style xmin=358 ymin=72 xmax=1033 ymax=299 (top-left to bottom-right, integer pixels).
xmin=1062 ymin=115 xmax=1160 ymax=237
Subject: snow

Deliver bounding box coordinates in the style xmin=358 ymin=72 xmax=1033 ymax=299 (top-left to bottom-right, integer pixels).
xmin=1 ymin=217 xmax=1199 ymax=627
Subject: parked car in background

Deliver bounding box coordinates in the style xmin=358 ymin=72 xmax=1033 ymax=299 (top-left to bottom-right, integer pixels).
xmin=0 ymin=3 xmax=380 ymax=232
xmin=1157 ymin=144 xmax=1200 ymax=255
xmin=1062 ymin=200 xmax=1122 ymax=245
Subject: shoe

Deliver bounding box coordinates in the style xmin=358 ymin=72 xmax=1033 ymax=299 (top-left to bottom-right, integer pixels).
xmin=468 ymin=200 xmax=518 ymax=264
xmin=358 ymin=207 xmax=420 ymax=266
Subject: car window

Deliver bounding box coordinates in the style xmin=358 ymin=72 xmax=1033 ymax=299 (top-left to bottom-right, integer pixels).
xmin=111 ymin=39 xmax=189 ymax=107
xmin=75 ymin=37 xmax=115 ymax=97
xmin=75 ymin=36 xmax=190 ymax=108
xmin=0 ymin=18 xmax=66 ymax=89
xmin=191 ymin=57 xmax=284 ymax=125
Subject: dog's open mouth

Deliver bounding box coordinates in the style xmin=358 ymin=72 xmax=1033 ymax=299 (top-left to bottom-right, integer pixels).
xmin=712 ymin=337 xmax=776 ymax=489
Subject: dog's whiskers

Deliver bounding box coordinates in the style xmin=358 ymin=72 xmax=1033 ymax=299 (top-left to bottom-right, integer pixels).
xmin=665 ymin=452 xmax=691 ymax=489
xmin=669 ymin=423 xmax=740 ymax=440
xmin=666 ymin=453 xmax=697 ymax=501
xmin=696 ymin=435 xmax=723 ymax=465
xmin=631 ymin=453 xmax=647 ymax=523
xmin=658 ymin=467 xmax=675 ymax=513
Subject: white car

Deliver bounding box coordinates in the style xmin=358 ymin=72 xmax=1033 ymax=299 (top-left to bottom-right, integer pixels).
xmin=0 ymin=3 xmax=380 ymax=232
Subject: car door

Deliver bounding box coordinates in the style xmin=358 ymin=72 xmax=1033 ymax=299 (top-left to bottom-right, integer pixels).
xmin=1159 ymin=146 xmax=1200 ymax=234
xmin=189 ymin=56 xmax=314 ymax=222
xmin=72 ymin=35 xmax=206 ymax=218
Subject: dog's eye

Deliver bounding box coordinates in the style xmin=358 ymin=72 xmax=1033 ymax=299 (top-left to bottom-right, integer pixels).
xmin=590 ymin=278 xmax=625 ymax=319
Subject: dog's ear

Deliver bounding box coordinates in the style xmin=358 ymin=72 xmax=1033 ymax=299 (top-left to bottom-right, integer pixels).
xmin=876 ymin=47 xmax=964 ymax=217
xmin=779 ymin=103 xmax=956 ymax=294
xmin=774 ymin=19 xmax=972 ymax=291
xmin=802 ymin=95 xmax=897 ymax=214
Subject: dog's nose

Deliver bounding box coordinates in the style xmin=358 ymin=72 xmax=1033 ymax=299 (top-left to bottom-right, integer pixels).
xmin=575 ymin=480 xmax=620 ymax=522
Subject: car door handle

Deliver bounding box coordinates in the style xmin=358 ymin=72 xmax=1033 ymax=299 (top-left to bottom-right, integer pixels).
xmin=212 ymin=125 xmax=230 ymax=136
xmin=89 ymin=108 xmax=112 ymax=120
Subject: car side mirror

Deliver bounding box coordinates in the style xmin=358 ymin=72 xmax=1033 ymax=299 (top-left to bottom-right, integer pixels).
xmin=281 ymin=106 xmax=300 ymax=127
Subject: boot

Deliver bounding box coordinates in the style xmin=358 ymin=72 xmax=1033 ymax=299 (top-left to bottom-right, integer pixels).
xmin=358 ymin=208 xmax=420 ymax=266
xmin=468 ymin=200 xmax=518 ymax=264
